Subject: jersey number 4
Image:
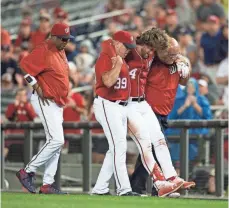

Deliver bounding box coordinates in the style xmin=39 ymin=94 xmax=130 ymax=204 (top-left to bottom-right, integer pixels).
xmin=129 ymin=68 xmax=137 ymax=79
xmin=114 ymin=78 xmax=127 ymax=89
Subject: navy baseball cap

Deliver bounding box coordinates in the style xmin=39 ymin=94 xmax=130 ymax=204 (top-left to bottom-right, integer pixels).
xmin=179 ymin=27 xmax=191 ymax=35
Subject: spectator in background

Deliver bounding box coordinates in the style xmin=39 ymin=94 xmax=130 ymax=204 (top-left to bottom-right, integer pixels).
xmin=1 ymin=45 xmax=22 ymax=86
xmin=1 ymin=27 xmax=11 ymax=46
xmin=55 ymin=9 xmax=69 ymax=24
xmin=29 ymin=13 xmax=51 ymax=50
xmin=63 ymin=80 xmax=86 ymax=134
xmin=65 ymin=39 xmax=79 ymax=62
xmin=198 ymin=79 xmax=209 ymax=97
xmin=1 ymin=73 xmax=15 ymax=93
xmin=75 ymin=40 xmax=96 ymax=84
xmin=164 ymin=9 xmax=182 ymax=40
xmin=218 ymin=23 xmax=228 ymax=62
xmin=178 ymin=28 xmax=200 ymax=73
xmin=200 ymin=73 xmax=220 ymax=105
xmin=5 ymin=88 xmax=37 ymax=131
xmin=199 ymin=15 xmax=223 ymax=82
xmin=174 ymin=0 xmax=193 ymax=26
xmin=154 ymin=3 xmax=167 ymax=29
xmin=196 ymin=0 xmax=226 ymax=30
xmin=189 ymin=0 xmax=202 ymax=25
xmin=14 ymin=19 xmax=33 ymax=50
xmin=216 ymin=57 xmax=228 ymax=106
xmin=166 ymin=78 xmax=212 ymax=161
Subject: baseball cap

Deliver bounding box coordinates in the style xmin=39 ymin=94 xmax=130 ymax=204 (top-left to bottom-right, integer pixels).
xmin=39 ymin=13 xmax=51 ymax=21
xmin=113 ymin=31 xmax=136 ymax=49
xmin=57 ymin=10 xmax=68 ymax=19
xmin=51 ymin=23 xmax=74 ymax=39
xmin=198 ymin=79 xmax=208 ymax=87
xmin=179 ymin=27 xmax=191 ymax=36
xmin=207 ymin=15 xmax=220 ymax=24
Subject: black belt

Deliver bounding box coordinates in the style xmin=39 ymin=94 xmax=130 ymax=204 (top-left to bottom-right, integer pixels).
xmin=130 ymin=97 xmax=145 ymax=102
xmin=94 ymin=95 xmax=128 ymax=106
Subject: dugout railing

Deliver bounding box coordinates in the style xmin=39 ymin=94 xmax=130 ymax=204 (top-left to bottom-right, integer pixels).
xmin=1 ymin=120 xmax=228 ymax=196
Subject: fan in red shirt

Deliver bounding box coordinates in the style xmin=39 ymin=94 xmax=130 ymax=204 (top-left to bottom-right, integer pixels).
xmin=63 ymin=80 xmax=86 ymax=134
xmin=5 ymin=88 xmax=37 ymax=150
xmin=29 ymin=13 xmax=51 ymax=50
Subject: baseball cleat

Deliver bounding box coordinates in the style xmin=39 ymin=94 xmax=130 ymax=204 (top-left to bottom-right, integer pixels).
xmin=16 ymin=169 xmax=36 ymax=193
xmin=39 ymin=184 xmax=68 ymax=194
xmin=155 ymin=180 xmax=184 ymax=197
xmin=91 ymin=192 xmax=112 ymax=196
xmin=170 ymin=177 xmax=196 ymax=189
xmin=120 ymin=191 xmax=141 ymax=196
xmin=168 ymin=192 xmax=181 ymax=198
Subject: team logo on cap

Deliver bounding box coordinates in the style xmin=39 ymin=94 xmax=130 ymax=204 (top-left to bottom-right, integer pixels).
xmin=65 ymin=27 xmax=69 ymax=33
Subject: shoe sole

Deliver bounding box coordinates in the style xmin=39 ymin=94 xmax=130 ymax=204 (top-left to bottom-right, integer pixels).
xmin=182 ymin=183 xmax=196 ymax=190
xmin=16 ymin=171 xmax=36 ymax=194
xmin=159 ymin=181 xmax=184 ymax=197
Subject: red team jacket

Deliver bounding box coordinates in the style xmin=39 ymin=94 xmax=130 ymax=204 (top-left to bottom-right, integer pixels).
xmin=95 ymin=39 xmax=130 ymax=101
xmin=20 ymin=40 xmax=69 ymax=106
xmin=145 ymin=57 xmax=180 ymax=116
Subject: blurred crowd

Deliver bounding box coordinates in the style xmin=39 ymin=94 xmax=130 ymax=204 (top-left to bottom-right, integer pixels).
xmin=1 ymin=0 xmax=228 ymax=194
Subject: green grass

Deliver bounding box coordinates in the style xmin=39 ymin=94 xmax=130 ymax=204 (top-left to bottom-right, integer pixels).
xmin=1 ymin=192 xmax=227 ymax=208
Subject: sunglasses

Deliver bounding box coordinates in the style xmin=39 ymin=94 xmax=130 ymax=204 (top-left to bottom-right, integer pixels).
xmin=57 ymin=37 xmax=70 ymax=43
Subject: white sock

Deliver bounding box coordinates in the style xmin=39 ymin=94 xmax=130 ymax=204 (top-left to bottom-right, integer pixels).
xmin=154 ymin=139 xmax=177 ymax=179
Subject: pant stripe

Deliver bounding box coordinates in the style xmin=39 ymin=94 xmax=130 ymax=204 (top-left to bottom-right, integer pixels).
xmin=128 ymin=127 xmax=152 ymax=175
xmin=25 ymin=98 xmax=53 ymax=171
xmin=102 ymin=101 xmax=121 ymax=189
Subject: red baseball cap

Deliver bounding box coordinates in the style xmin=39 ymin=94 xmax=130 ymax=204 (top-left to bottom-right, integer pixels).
xmin=207 ymin=15 xmax=220 ymax=24
xmin=113 ymin=31 xmax=136 ymax=49
xmin=51 ymin=23 xmax=74 ymax=39
xmin=57 ymin=10 xmax=68 ymax=19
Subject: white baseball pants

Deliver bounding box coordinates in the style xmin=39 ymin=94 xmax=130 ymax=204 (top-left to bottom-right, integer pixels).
xmin=24 ymin=92 xmax=64 ymax=185
xmin=92 ymin=96 xmax=132 ymax=195
xmin=128 ymin=100 xmax=177 ymax=179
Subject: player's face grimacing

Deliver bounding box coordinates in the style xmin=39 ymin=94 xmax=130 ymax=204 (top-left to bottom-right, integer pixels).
xmin=116 ymin=42 xmax=130 ymax=58
xmin=140 ymin=45 xmax=153 ymax=59
xmin=157 ymin=47 xmax=179 ymax=65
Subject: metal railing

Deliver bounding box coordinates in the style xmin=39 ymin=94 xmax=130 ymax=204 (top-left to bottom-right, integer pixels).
xmin=1 ymin=120 xmax=228 ymax=196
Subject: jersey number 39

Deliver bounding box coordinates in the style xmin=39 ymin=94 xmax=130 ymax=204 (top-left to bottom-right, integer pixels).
xmin=114 ymin=78 xmax=127 ymax=89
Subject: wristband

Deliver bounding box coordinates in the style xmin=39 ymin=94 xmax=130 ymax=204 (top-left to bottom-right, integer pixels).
xmin=24 ymin=74 xmax=37 ymax=86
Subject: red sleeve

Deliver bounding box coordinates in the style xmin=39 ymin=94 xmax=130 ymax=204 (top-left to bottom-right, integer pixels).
xmin=72 ymin=93 xmax=84 ymax=108
xmin=5 ymin=104 xmax=17 ymax=120
xmin=20 ymin=45 xmax=47 ymax=76
xmin=24 ymin=103 xmax=37 ymax=120
xmin=95 ymin=54 xmax=112 ymax=77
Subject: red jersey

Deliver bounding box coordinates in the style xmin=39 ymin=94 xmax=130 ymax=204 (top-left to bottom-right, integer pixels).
xmin=20 ymin=40 xmax=69 ymax=106
xmin=125 ymin=49 xmax=153 ymax=97
xmin=5 ymin=102 xmax=37 ymax=134
xmin=145 ymin=57 xmax=180 ymax=115
xmin=95 ymin=39 xmax=130 ymax=101
xmin=63 ymin=92 xmax=84 ymax=134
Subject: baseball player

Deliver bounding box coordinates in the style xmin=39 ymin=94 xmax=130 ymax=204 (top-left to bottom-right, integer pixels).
xmin=130 ymin=37 xmax=195 ymax=196
xmin=92 ymin=29 xmax=184 ymax=197
xmin=125 ymin=28 xmax=184 ymax=197
xmin=92 ymin=31 xmax=139 ymax=196
xmin=16 ymin=23 xmax=74 ymax=194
